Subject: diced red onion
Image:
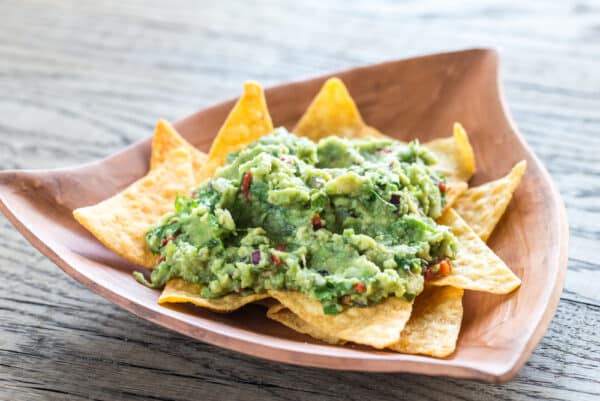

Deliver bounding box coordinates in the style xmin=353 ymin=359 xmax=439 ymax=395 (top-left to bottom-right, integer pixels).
xmin=251 ymin=250 xmax=261 ymax=265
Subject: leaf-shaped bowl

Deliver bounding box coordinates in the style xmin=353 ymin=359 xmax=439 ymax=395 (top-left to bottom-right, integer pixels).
xmin=0 ymin=48 xmax=567 ymax=382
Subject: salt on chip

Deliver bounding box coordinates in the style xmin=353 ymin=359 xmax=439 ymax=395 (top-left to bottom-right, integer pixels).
xmin=267 ymin=303 xmax=345 ymax=345
xmin=425 ymin=122 xmax=476 ymax=183
xmin=149 ymin=119 xmax=207 ymax=182
xmin=389 ymin=286 xmax=463 ymax=357
xmin=454 ymin=161 xmax=527 ymax=241
xmin=195 ymin=81 xmax=273 ymax=183
xmin=268 ymin=290 xmax=412 ymax=349
xmin=73 ymin=147 xmax=195 ymax=268
xmin=159 ymin=279 xmax=269 ymax=313
xmin=430 ymin=209 xmax=521 ymax=293
xmin=294 ymin=78 xmax=381 ymax=141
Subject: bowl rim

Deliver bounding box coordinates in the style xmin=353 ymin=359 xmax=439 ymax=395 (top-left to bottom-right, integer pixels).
xmin=0 ymin=47 xmax=569 ymax=382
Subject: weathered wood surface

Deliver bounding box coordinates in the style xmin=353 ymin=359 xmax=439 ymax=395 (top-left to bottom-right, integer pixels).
xmin=0 ymin=0 xmax=598 ymax=399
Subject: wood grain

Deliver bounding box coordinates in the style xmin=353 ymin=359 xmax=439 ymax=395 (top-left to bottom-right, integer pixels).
xmin=0 ymin=0 xmax=598 ymax=400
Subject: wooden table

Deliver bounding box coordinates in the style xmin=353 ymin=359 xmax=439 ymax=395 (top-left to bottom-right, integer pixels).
xmin=1 ymin=1 xmax=598 ymax=399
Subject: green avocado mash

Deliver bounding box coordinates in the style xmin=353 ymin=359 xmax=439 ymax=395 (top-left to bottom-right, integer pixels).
xmin=138 ymin=128 xmax=457 ymax=314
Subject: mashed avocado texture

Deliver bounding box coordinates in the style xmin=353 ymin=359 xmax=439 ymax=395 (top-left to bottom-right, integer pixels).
xmin=140 ymin=128 xmax=457 ymax=314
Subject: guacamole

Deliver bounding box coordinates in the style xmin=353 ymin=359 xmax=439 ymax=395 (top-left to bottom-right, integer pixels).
xmin=138 ymin=128 xmax=457 ymax=314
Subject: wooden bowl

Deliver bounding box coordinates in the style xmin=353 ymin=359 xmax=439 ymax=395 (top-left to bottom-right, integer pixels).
xmin=0 ymin=48 xmax=568 ymax=382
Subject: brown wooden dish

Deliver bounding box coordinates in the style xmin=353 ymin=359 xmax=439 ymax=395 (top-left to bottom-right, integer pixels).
xmin=0 ymin=49 xmax=568 ymax=382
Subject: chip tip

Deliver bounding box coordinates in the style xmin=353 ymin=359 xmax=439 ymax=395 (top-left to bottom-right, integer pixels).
xmin=243 ymin=80 xmax=263 ymax=96
xmin=72 ymin=206 xmax=86 ymax=222
xmin=324 ymin=76 xmax=343 ymax=86
xmin=453 ymin=122 xmax=476 ymax=178
xmin=323 ymin=77 xmax=350 ymax=96
xmin=513 ymin=160 xmax=528 ymax=175
xmin=498 ymin=276 xmax=522 ymax=294
xmin=154 ymin=118 xmax=176 ymax=135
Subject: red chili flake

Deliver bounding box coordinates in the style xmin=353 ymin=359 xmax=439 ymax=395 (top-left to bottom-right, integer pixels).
xmin=354 ymin=282 xmax=366 ymax=293
xmin=279 ymin=155 xmax=293 ymax=163
xmin=157 ymin=256 xmax=166 ymax=264
xmin=242 ymin=171 xmax=252 ymax=201
xmin=311 ymin=213 xmax=323 ymax=230
xmin=275 ymin=244 xmax=287 ymax=251
xmin=438 ymin=180 xmax=448 ymax=193
xmin=161 ymin=236 xmax=175 ymax=246
xmin=271 ymin=254 xmax=282 ymax=266
xmin=376 ymin=147 xmax=392 ymax=154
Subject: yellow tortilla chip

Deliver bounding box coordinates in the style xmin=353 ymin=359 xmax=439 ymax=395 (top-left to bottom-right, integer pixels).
xmin=294 ymin=78 xmax=381 ymax=140
xmin=425 ymin=122 xmax=476 ymax=183
xmin=430 ymin=209 xmax=521 ymax=293
xmin=159 ymin=278 xmax=269 ymax=312
xmin=268 ymin=290 xmax=412 ymax=349
xmin=266 ymin=286 xmax=463 ymax=355
xmin=149 ymin=119 xmax=207 ymax=182
xmin=74 ymin=147 xmax=195 ymax=268
xmin=454 ymin=161 xmax=527 ymax=241
xmin=389 ymin=286 xmax=463 ymax=357
xmin=387 ymin=173 xmax=523 ymax=356
xmin=444 ymin=180 xmax=468 ymax=211
xmin=196 ymin=81 xmax=273 ymax=183
xmin=266 ymin=286 xmax=464 ymax=356
xmin=267 ymin=303 xmax=345 ymax=345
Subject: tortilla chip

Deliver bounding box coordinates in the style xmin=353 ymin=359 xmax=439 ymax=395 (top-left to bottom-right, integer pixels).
xmin=389 ymin=286 xmax=463 ymax=357
xmin=268 ymin=290 xmax=412 ymax=349
xmin=266 ymin=287 xmax=463 ymax=356
xmin=444 ymin=180 xmax=468 ymax=211
xmin=454 ymin=161 xmax=527 ymax=241
xmin=393 ymin=170 xmax=524 ymax=356
xmin=425 ymin=122 xmax=476 ymax=183
xmin=149 ymin=119 xmax=207 ymax=182
xmin=196 ymin=81 xmax=273 ymax=183
xmin=294 ymin=78 xmax=381 ymax=140
xmin=267 ymin=303 xmax=346 ymax=345
xmin=159 ymin=278 xmax=269 ymax=312
xmin=430 ymin=209 xmax=521 ymax=293
xmin=74 ymin=147 xmax=195 ymax=268
xmin=266 ymin=286 xmax=463 ymax=355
